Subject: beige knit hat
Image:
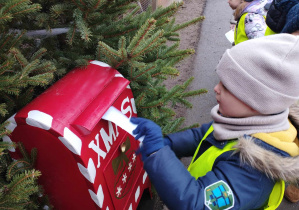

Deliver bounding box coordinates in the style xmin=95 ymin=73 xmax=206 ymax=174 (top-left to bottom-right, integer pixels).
xmin=216 ymin=34 xmax=299 ymax=115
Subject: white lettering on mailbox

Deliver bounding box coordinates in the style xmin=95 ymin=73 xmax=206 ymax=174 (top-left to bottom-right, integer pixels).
xmin=131 ymin=98 xmax=137 ymax=114
xmin=89 ymin=121 xmax=119 ymax=168
xmin=101 ymin=121 xmax=119 ymax=154
xmin=121 ymin=96 xmax=137 ymax=117
xmin=88 ymin=134 xmax=107 ymax=168
xmin=121 ymin=97 xmax=132 ymax=118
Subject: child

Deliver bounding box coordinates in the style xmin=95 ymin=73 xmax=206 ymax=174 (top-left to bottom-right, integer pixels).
xmin=131 ymin=34 xmax=299 ymax=209
xmin=229 ymin=0 xmax=271 ymax=45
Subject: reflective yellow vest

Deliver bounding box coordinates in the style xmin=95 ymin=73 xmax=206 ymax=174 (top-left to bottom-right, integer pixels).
xmin=234 ymin=13 xmax=268 ymax=45
xmin=234 ymin=13 xmax=249 ymax=45
xmin=265 ymin=26 xmax=276 ymax=36
xmin=187 ymin=125 xmax=284 ymax=210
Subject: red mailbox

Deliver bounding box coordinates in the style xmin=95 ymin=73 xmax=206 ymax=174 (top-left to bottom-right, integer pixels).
xmin=3 ymin=61 xmax=150 ymax=209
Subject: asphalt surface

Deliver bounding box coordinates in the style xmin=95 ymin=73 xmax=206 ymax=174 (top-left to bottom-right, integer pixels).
xmin=182 ymin=0 xmax=299 ymax=209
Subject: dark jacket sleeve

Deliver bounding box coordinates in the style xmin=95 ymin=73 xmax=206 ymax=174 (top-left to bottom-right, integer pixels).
xmin=143 ymin=146 xmax=275 ymax=210
xmin=165 ymin=121 xmax=213 ymax=158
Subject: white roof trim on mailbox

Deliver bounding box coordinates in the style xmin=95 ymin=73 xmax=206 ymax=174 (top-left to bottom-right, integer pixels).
xmin=5 ymin=114 xmax=17 ymax=132
xmin=90 ymin=60 xmax=111 ymax=67
xmin=26 ymin=110 xmax=53 ymax=130
xmin=58 ymin=127 xmax=82 ymax=155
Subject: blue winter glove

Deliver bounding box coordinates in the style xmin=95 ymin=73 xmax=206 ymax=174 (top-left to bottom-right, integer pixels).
xmin=130 ymin=117 xmax=164 ymax=161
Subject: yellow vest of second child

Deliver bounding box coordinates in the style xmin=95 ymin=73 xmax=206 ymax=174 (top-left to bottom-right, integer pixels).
xmin=265 ymin=26 xmax=276 ymax=36
xmin=187 ymin=125 xmax=284 ymax=210
xmin=234 ymin=13 xmax=268 ymax=45
xmin=234 ymin=13 xmax=248 ymax=45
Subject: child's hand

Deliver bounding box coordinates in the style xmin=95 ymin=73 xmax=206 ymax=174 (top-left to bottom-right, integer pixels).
xmin=130 ymin=117 xmax=164 ymax=161
xmin=230 ymin=24 xmax=236 ymax=31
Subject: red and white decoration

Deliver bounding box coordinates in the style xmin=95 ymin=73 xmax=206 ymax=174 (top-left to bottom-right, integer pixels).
xmin=3 ymin=61 xmax=150 ymax=209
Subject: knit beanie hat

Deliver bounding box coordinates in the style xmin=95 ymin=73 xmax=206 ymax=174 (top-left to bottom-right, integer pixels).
xmin=216 ymin=34 xmax=299 ymax=115
xmin=281 ymin=3 xmax=299 ymax=33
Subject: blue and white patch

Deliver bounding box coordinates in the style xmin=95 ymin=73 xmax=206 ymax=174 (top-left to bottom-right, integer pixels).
xmin=204 ymin=180 xmax=234 ymax=210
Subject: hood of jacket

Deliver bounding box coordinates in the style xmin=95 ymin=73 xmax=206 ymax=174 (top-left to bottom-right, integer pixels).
xmin=236 ymin=0 xmax=269 ymax=19
xmin=234 ymin=103 xmax=299 ymax=183
xmin=266 ymin=0 xmax=299 ymax=33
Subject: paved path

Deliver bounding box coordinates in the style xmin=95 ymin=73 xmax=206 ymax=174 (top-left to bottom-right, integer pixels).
xmin=185 ymin=0 xmax=231 ymax=126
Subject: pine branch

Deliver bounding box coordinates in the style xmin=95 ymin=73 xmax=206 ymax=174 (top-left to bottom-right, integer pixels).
xmin=98 ymin=41 xmax=121 ymax=65
xmin=50 ymin=3 xmax=71 ymax=19
xmin=9 ymin=48 xmax=28 ymax=68
xmin=0 ymin=140 xmax=14 ymax=152
xmin=0 ymin=77 xmax=22 ymax=95
xmin=0 ymin=14 xmax=13 ymax=25
xmin=176 ymin=97 xmax=193 ymax=108
xmin=176 ymin=123 xmax=200 ymax=133
xmin=73 ymin=9 xmax=92 ymax=42
xmin=182 ymin=89 xmax=208 ymax=98
xmin=127 ymin=18 xmax=156 ymax=55
xmin=14 ymin=86 xmax=34 ymax=110
xmin=131 ymin=29 xmax=165 ymax=58
xmin=150 ymin=2 xmax=183 ymax=21
xmin=152 ymin=66 xmax=179 ymax=77
xmin=0 ymin=122 xmax=11 ymax=139
xmin=161 ymin=117 xmax=184 ymax=134
xmin=0 ymin=61 xmax=12 ymax=76
xmin=30 ymin=48 xmax=47 ymax=61
xmin=67 ymin=25 xmax=77 ymax=45
xmin=0 ymin=104 xmax=8 ymax=118
xmin=172 ymin=16 xmax=205 ymax=32
xmin=132 ymin=64 xmax=156 ymax=80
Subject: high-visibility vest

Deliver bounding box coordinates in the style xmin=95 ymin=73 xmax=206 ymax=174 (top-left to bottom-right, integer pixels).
xmin=187 ymin=125 xmax=285 ymax=209
xmin=265 ymin=26 xmax=277 ymax=36
xmin=234 ymin=13 xmax=268 ymax=45
xmin=234 ymin=13 xmax=249 ymax=45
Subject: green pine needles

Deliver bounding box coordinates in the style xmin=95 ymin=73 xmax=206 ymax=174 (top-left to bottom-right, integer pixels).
xmin=0 ymin=142 xmax=51 ymax=209
xmin=1 ymin=0 xmax=206 ymax=207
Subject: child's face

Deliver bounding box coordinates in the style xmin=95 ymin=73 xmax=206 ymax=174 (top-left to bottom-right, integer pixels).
xmin=228 ymin=0 xmax=241 ymax=9
xmin=214 ymin=81 xmax=259 ymax=118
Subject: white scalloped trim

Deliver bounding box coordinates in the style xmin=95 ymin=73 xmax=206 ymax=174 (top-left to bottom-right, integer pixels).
xmin=26 ymin=110 xmax=53 ymax=130
xmin=78 ymin=158 xmax=96 ymax=184
xmin=58 ymin=127 xmax=82 ymax=155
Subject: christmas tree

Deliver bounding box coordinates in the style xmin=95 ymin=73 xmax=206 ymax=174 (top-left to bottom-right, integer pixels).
xmin=0 ymin=0 xmax=206 ymax=208
xmin=0 ymin=0 xmax=55 ymax=208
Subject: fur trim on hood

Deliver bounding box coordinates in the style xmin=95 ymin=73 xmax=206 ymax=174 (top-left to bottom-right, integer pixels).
xmin=233 ymin=103 xmax=299 ymax=183
xmin=234 ymin=136 xmax=299 ymax=183
xmin=289 ymin=103 xmax=299 ymax=129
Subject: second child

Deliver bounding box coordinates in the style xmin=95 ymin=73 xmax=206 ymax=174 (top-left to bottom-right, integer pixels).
xmin=229 ymin=0 xmax=272 ymax=45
